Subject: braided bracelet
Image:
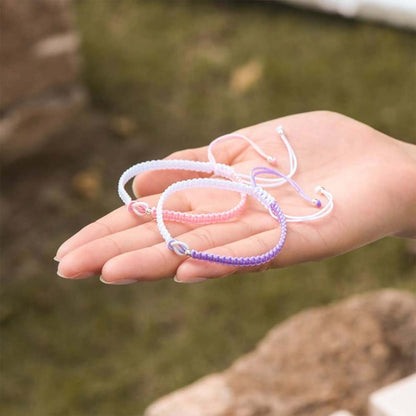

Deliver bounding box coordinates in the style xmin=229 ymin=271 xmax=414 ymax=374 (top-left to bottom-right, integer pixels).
xmin=156 ymin=177 xmax=287 ymax=266
xmin=118 ymin=159 xmax=248 ymax=224
xmin=117 ymin=128 xmax=289 ymax=225
xmin=208 ymin=126 xmax=298 ymax=188
xmin=118 ymin=126 xmax=332 ymax=225
xmin=250 ymin=166 xmax=334 ymax=222
xmin=207 ymin=127 xmax=334 ymax=221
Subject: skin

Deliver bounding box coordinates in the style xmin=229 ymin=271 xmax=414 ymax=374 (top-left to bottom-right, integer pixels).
xmin=55 ymin=111 xmax=416 ymax=284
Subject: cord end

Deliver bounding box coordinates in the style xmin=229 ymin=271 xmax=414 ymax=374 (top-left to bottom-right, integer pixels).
xmin=312 ymin=198 xmax=322 ymax=208
xmin=267 ymin=155 xmax=277 ymax=166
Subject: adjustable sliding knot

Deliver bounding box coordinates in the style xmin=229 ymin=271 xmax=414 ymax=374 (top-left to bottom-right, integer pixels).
xmin=128 ymin=201 xmax=152 ymax=216
xmin=168 ymin=239 xmax=191 ymax=256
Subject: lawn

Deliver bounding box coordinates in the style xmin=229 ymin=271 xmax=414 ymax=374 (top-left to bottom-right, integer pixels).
xmin=1 ymin=1 xmax=415 ymax=415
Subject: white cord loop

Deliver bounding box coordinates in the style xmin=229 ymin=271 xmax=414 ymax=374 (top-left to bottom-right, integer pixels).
xmin=167 ymin=240 xmax=190 ymax=256
xmin=129 ymin=201 xmax=151 ymax=216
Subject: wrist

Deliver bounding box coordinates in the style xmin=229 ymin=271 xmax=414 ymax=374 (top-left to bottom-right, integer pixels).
xmin=394 ymin=140 xmax=416 ymax=238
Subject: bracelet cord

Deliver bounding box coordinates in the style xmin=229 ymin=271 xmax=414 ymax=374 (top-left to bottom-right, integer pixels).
xmin=118 ymin=127 xmax=291 ymax=225
xmin=157 ymin=178 xmax=287 ymax=266
xmin=208 ymin=127 xmax=333 ymax=222
xmin=118 ymin=159 xmax=247 ymax=224
xmin=118 ymin=126 xmax=333 ymax=225
xmin=250 ymin=166 xmax=334 ymax=222
xmin=208 ymin=126 xmax=298 ymax=188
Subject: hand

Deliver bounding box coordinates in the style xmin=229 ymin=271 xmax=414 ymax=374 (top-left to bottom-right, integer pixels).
xmin=55 ymin=111 xmax=416 ymax=284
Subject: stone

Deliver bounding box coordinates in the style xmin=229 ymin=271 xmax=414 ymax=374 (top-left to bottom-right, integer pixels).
xmin=0 ymin=34 xmax=80 ymax=110
xmin=0 ymin=86 xmax=85 ymax=162
xmin=0 ymin=0 xmax=85 ymax=161
xmin=0 ymin=0 xmax=79 ymax=108
xmin=369 ymin=374 xmax=416 ymax=416
xmin=276 ymin=1 xmax=416 ymax=31
xmin=144 ymin=290 xmax=416 ymax=416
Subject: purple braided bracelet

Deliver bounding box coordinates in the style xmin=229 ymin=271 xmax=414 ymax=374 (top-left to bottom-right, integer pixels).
xmin=156 ymin=177 xmax=287 ymax=266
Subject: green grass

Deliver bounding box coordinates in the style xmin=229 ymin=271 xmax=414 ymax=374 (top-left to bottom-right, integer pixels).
xmin=1 ymin=1 xmax=415 ymax=415
xmin=76 ymin=0 xmax=416 ymax=147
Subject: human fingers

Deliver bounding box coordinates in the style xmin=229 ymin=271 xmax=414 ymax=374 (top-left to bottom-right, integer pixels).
xmin=56 ymin=220 xmax=192 ymax=279
xmin=99 ymin=213 xmax=272 ymax=284
xmin=175 ymin=225 xmax=327 ymax=282
xmin=55 ymin=192 xmax=190 ymax=260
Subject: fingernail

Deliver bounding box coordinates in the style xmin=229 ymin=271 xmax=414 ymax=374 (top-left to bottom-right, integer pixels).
xmin=173 ymin=276 xmax=207 ymax=284
xmin=57 ymin=270 xmax=94 ymax=279
xmin=55 ymin=243 xmax=68 ymax=261
xmin=53 ymin=256 xmax=60 ymax=262
xmin=99 ymin=276 xmax=137 ymax=285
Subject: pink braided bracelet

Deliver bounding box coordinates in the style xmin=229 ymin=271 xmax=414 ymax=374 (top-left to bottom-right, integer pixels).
xmin=118 ymin=126 xmax=297 ymax=225
xmin=118 ymin=159 xmax=247 ymax=224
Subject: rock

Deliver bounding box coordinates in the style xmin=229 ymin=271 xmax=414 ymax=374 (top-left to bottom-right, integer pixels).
xmin=329 ymin=412 xmax=356 ymax=416
xmin=0 ymin=86 xmax=85 ymax=162
xmin=277 ymin=1 xmax=416 ymax=31
xmin=144 ymin=375 xmax=233 ymax=416
xmin=0 ymin=33 xmax=80 ymax=110
xmin=144 ymin=290 xmax=416 ymax=416
xmin=369 ymin=373 xmax=416 ymax=416
xmin=0 ymin=0 xmax=79 ymax=108
xmin=0 ymin=0 xmax=85 ymax=161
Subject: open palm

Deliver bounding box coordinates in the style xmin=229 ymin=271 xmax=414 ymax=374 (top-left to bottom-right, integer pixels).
xmin=56 ymin=111 xmax=415 ymax=284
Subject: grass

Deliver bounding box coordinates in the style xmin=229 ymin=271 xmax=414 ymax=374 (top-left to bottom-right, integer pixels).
xmin=1 ymin=1 xmax=415 ymax=415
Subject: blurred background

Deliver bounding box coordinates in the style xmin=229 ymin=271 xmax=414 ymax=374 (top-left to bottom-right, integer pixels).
xmin=1 ymin=0 xmax=415 ymax=415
